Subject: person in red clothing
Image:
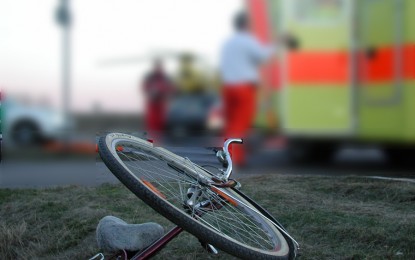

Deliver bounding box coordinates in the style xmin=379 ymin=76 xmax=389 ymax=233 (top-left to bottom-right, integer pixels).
xmin=142 ymin=59 xmax=175 ymax=136
xmin=219 ymin=12 xmax=276 ymax=166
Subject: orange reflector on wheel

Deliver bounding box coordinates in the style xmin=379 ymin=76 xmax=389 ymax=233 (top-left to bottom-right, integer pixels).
xmin=142 ymin=180 xmax=167 ymax=199
xmin=116 ymin=146 xmax=124 ymax=152
xmin=211 ymin=187 xmax=238 ymax=207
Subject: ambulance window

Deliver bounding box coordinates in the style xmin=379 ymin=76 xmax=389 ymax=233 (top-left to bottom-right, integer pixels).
xmin=294 ymin=0 xmax=346 ymax=25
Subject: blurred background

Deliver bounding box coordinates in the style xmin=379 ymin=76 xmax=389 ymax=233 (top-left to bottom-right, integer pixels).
xmin=1 ymin=0 xmax=414 ymax=188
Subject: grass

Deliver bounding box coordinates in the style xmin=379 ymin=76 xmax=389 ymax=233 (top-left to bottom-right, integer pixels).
xmin=0 ymin=174 xmax=414 ymax=259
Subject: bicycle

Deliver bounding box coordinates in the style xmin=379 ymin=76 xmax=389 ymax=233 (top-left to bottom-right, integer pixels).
xmin=95 ymin=133 xmax=299 ymax=259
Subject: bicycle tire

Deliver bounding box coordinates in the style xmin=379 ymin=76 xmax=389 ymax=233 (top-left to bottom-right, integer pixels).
xmin=98 ymin=133 xmax=295 ymax=259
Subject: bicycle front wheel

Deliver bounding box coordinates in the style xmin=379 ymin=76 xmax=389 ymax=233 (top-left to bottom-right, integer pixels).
xmin=98 ymin=133 xmax=293 ymax=259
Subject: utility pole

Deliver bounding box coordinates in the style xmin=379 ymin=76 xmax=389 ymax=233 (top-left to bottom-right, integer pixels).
xmin=55 ymin=0 xmax=71 ymax=145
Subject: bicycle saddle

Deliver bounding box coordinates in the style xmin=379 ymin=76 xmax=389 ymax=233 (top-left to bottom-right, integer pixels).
xmin=96 ymin=216 xmax=164 ymax=253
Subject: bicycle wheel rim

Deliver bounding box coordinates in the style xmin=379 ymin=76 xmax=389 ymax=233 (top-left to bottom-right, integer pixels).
xmin=99 ymin=133 xmax=290 ymax=258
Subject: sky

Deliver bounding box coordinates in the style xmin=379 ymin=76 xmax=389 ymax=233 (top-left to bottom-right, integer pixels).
xmin=0 ymin=0 xmax=243 ymax=113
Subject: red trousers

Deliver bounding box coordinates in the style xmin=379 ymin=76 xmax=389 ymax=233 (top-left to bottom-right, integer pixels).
xmin=146 ymin=102 xmax=166 ymax=134
xmin=222 ymin=84 xmax=256 ymax=165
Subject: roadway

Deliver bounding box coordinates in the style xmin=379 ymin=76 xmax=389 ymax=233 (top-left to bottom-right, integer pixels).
xmin=1 ymin=146 xmax=414 ymax=188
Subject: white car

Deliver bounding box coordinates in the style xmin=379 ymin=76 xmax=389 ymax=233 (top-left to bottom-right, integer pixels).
xmin=0 ymin=92 xmax=2 ymax=160
xmin=2 ymin=97 xmax=70 ymax=146
xmin=0 ymin=92 xmax=2 ymax=142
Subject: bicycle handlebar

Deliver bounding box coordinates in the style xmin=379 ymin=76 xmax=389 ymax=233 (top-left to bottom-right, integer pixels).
xmin=222 ymin=138 xmax=243 ymax=181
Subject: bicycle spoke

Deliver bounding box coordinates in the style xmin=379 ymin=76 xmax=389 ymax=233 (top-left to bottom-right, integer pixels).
xmin=112 ymin=141 xmax=277 ymax=251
